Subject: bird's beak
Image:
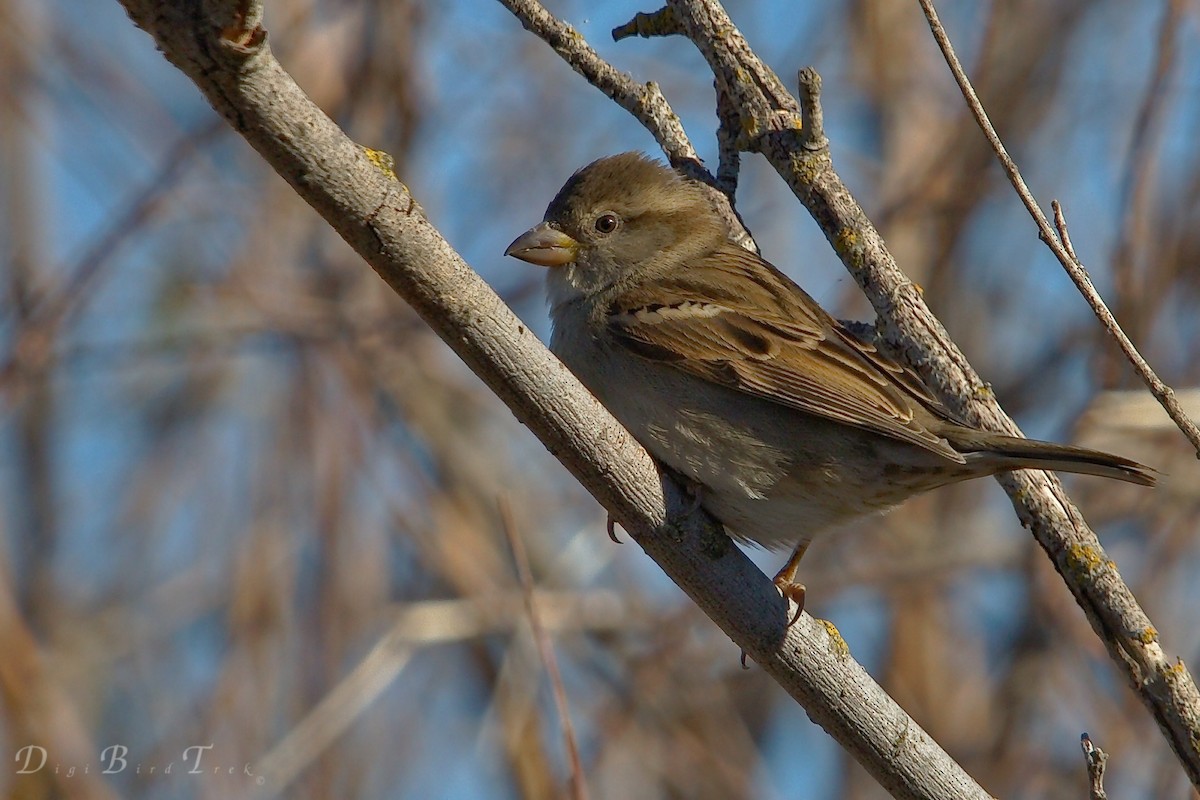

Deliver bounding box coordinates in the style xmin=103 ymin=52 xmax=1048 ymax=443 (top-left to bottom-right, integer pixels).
xmin=504 ymin=222 xmax=579 ymax=267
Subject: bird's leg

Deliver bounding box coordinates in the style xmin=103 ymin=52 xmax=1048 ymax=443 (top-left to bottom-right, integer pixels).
xmin=741 ymin=541 xmax=811 ymax=668
xmin=773 ymin=542 xmax=810 ymax=627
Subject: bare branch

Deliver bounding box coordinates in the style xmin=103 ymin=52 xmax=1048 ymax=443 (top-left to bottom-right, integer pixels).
xmin=796 ymin=67 xmax=828 ymax=153
xmin=915 ymin=0 xmax=1200 ymax=458
xmin=497 ymin=0 xmax=699 ymax=171
xmin=612 ymin=7 xmax=685 ymax=41
xmin=1080 ymin=733 xmax=1109 ymax=800
xmin=1054 ymin=196 xmax=1200 ymax=454
xmin=500 ymin=498 xmax=588 ymax=800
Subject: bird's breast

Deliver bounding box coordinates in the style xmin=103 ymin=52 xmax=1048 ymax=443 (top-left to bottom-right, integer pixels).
xmin=549 ymin=312 xmax=788 ymax=498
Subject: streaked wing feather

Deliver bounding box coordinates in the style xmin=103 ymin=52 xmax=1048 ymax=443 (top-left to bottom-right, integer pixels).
xmin=607 ymin=245 xmax=964 ymax=461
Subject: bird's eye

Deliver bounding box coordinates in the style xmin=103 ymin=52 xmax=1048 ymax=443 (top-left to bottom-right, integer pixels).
xmin=594 ymin=214 xmax=619 ymax=234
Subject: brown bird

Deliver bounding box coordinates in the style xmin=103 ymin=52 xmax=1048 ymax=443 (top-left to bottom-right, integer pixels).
xmin=506 ymin=152 xmax=1155 ymax=618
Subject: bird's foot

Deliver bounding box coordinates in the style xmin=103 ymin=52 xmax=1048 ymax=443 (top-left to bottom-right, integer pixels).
xmin=772 ymin=575 xmax=807 ymax=627
xmin=772 ymin=541 xmax=810 ymax=627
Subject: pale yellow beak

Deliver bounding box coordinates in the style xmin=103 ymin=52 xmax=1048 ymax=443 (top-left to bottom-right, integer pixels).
xmin=504 ymin=222 xmax=579 ymax=267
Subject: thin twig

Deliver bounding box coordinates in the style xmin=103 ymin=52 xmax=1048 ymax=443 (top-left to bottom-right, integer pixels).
xmin=796 ymin=67 xmax=828 ymax=153
xmin=495 ymin=0 xmax=700 ymax=173
xmin=499 ymin=498 xmax=588 ymax=800
xmin=916 ymin=0 xmax=1200 ymax=458
xmin=611 ymin=7 xmax=684 ymax=40
xmin=713 ymin=81 xmax=743 ymax=197
xmin=1080 ymin=732 xmax=1109 ymax=800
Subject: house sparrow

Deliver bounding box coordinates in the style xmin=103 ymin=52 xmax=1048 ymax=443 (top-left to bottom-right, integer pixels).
xmin=506 ymin=152 xmax=1155 ymax=617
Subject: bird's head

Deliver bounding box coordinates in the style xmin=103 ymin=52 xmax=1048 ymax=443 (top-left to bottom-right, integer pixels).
xmin=505 ymin=152 xmax=726 ymax=306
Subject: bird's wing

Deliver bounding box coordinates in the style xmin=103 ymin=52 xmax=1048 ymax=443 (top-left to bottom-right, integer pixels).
xmin=606 ymin=244 xmax=965 ymax=461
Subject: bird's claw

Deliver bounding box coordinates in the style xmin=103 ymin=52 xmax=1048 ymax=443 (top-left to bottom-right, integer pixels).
xmin=606 ymin=514 xmax=622 ymax=544
xmin=774 ymin=576 xmax=807 ymax=627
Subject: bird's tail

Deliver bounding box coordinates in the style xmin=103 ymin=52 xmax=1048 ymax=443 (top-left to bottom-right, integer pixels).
xmin=957 ymin=434 xmax=1157 ymax=487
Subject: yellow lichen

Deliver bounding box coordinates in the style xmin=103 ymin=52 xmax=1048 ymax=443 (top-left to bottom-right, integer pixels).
xmin=835 ymin=228 xmax=857 ymax=255
xmin=1135 ymin=626 xmax=1158 ymax=645
xmin=363 ymin=147 xmax=396 ymax=179
xmin=819 ymin=619 xmax=850 ymax=660
xmin=1067 ymin=543 xmax=1104 ymax=574
xmin=789 ymin=155 xmax=819 ymax=185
